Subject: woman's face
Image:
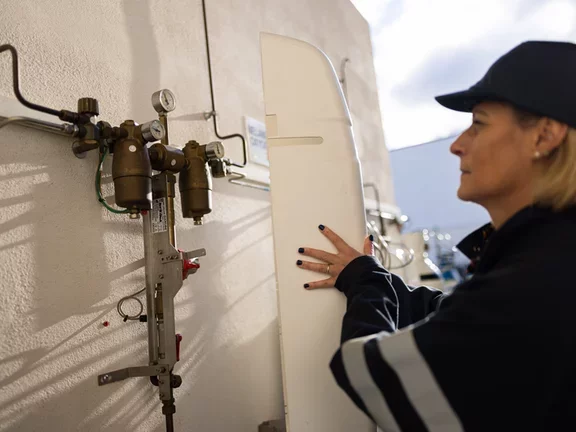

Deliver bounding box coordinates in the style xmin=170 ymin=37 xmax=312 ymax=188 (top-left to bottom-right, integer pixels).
xmin=450 ymin=101 xmax=537 ymax=206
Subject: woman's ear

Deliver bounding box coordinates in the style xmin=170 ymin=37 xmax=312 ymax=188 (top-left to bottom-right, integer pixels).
xmin=535 ymin=118 xmax=569 ymax=157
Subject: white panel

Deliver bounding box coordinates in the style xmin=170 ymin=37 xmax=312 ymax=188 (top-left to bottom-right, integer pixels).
xmin=260 ymin=33 xmax=375 ymax=432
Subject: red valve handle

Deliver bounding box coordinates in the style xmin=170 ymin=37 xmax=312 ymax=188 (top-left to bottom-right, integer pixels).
xmin=182 ymin=259 xmax=200 ymax=280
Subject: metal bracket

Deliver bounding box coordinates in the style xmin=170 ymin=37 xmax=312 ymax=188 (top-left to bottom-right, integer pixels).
xmin=183 ymin=248 xmax=206 ymax=261
xmin=97 ymin=364 xmax=169 ymax=386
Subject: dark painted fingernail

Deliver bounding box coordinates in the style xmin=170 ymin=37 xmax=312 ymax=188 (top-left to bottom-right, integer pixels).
xmin=369 ymin=234 xmax=374 ymax=241
xmin=319 ymin=224 xmax=325 ymax=231
xmin=304 ymin=283 xmax=310 ymax=289
xmin=297 ymin=260 xmax=302 ymax=266
xmin=298 ymin=247 xmax=305 ymax=253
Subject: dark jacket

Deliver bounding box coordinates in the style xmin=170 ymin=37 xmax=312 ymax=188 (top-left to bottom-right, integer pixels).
xmin=330 ymin=205 xmax=576 ymax=432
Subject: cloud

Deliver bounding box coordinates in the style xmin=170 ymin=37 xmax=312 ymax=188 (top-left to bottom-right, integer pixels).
xmin=350 ymin=0 xmax=576 ymax=149
xmin=390 ymin=46 xmax=497 ymax=105
xmin=372 ymin=0 xmax=405 ymax=28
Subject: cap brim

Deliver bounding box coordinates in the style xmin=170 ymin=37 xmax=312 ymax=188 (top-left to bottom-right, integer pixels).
xmin=435 ymin=88 xmax=502 ymax=113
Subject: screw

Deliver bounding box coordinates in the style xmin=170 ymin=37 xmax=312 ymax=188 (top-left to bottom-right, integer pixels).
xmin=159 ymin=380 xmax=164 ymax=385
xmin=158 ymin=250 xmax=163 ymax=255
xmin=159 ymin=393 xmax=165 ymax=399
xmin=159 ymin=274 xmax=164 ymax=280
xmin=101 ymin=374 xmax=111 ymax=383
xmin=159 ymin=367 xmax=166 ymax=373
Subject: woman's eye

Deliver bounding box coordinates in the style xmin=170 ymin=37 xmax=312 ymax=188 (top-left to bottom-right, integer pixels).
xmin=472 ymin=120 xmax=483 ymax=125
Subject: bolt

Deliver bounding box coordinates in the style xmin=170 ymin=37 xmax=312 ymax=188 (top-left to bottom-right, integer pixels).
xmin=159 ymin=274 xmax=164 ymax=279
xmin=159 ymin=367 xmax=166 ymax=373
xmin=158 ymin=250 xmax=163 ymax=255
xmin=129 ymin=212 xmax=140 ymax=220
xmin=101 ymin=374 xmax=111 ymax=383
xmin=159 ymin=393 xmax=165 ymax=399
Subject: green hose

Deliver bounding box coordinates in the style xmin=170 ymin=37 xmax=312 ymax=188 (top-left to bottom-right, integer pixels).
xmin=95 ymin=147 xmax=130 ymax=214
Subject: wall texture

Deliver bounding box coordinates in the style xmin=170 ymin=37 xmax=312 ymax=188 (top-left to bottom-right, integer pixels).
xmin=0 ymin=1 xmax=395 ymax=430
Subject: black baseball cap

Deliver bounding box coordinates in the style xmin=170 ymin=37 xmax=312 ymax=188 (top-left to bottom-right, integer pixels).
xmin=435 ymin=41 xmax=576 ymax=128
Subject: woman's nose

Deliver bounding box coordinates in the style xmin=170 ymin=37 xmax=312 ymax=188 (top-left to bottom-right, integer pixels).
xmin=450 ymin=133 xmax=466 ymax=156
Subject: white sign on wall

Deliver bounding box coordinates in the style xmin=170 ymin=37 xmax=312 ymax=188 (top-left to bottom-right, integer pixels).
xmin=245 ymin=116 xmax=269 ymax=167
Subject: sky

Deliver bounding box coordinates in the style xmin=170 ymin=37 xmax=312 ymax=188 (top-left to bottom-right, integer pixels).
xmin=350 ymin=0 xmax=576 ymax=150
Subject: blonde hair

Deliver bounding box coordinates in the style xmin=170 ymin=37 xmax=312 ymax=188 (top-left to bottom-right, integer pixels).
xmin=533 ymin=128 xmax=576 ymax=210
xmin=511 ymin=107 xmax=576 ymax=210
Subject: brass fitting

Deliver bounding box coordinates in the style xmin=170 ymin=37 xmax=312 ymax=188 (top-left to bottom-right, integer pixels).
xmin=112 ymin=120 xmax=153 ymax=211
xmin=179 ymin=140 xmax=213 ymax=225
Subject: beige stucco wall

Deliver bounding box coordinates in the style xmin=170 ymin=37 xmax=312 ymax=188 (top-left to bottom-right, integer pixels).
xmin=0 ymin=0 xmax=396 ymax=430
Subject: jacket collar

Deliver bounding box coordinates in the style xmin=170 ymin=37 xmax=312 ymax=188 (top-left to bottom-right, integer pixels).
xmin=456 ymin=205 xmax=574 ymax=273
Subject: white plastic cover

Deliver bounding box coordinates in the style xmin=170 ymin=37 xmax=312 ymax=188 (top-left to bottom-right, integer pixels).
xmin=260 ymin=33 xmax=374 ymax=432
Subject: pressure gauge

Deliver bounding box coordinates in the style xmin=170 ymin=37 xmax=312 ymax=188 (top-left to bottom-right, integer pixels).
xmin=205 ymin=141 xmax=225 ymax=160
xmin=141 ymin=120 xmax=166 ymax=142
xmin=151 ymin=89 xmax=176 ymax=113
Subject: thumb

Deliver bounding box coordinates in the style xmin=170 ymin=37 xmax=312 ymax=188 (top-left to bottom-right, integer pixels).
xmin=363 ymin=235 xmax=375 ymax=255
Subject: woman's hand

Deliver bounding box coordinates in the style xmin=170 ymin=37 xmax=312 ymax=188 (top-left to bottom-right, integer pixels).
xmin=297 ymin=224 xmax=374 ymax=289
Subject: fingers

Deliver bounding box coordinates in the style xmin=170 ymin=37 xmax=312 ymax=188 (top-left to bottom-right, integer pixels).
xmin=318 ymin=225 xmax=350 ymax=252
xmin=297 ymin=260 xmax=344 ymax=276
xmin=304 ymin=277 xmax=336 ymax=290
xmin=299 ymin=247 xmax=338 ymax=263
xmin=363 ymin=234 xmax=375 ymax=256
xmin=297 ymin=260 xmax=330 ymax=274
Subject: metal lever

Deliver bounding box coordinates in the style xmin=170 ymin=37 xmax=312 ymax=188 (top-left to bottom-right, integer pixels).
xmin=98 ymin=365 xmax=169 ymax=386
xmin=183 ymin=248 xmax=207 ymax=261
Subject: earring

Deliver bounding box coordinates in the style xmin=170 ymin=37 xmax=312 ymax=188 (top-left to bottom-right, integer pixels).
xmin=534 ymin=151 xmax=541 ymax=159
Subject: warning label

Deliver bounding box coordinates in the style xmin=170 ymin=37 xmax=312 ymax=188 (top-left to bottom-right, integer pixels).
xmin=152 ymin=198 xmax=168 ymax=233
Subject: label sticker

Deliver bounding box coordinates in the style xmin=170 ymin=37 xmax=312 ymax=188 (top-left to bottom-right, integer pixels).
xmin=152 ymin=198 xmax=168 ymax=233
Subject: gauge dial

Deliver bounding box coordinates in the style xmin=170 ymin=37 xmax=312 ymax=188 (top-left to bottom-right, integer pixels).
xmin=151 ymin=89 xmax=176 ymax=113
xmin=205 ymin=141 xmax=225 ymax=160
xmin=141 ymin=120 xmax=166 ymax=142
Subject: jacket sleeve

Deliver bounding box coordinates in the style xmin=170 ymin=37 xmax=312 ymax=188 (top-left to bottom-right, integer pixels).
xmin=329 ymin=256 xmax=556 ymax=432
xmin=334 ymin=255 xmax=444 ymax=341
xmin=329 ymin=256 xmax=445 ymax=426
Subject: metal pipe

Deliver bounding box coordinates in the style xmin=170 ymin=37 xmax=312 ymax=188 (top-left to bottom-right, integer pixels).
xmin=165 ymin=412 xmax=174 ymax=432
xmin=0 ymin=45 xmax=62 ymax=118
xmin=0 ymin=115 xmax=77 ymax=136
xmin=201 ymin=0 xmax=247 ymax=168
xmin=363 ymin=183 xmax=386 ymax=235
xmin=143 ymin=211 xmax=159 ymax=365
xmin=228 ymin=171 xmax=270 ymax=192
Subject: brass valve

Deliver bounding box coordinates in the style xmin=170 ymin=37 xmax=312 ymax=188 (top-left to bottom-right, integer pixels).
xmin=112 ymin=120 xmax=165 ymax=212
xmin=178 ymin=140 xmax=225 ymax=225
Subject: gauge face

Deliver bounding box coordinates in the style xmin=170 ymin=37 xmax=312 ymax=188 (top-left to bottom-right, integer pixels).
xmin=149 ymin=120 xmax=165 ymax=140
xmin=213 ymin=142 xmax=225 ymax=158
xmin=152 ymin=89 xmax=176 ymax=113
xmin=141 ymin=120 xmax=166 ymax=142
xmin=206 ymin=141 xmax=225 ymax=159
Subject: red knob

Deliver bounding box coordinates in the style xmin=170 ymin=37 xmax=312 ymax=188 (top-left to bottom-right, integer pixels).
xmin=182 ymin=259 xmax=200 ymax=280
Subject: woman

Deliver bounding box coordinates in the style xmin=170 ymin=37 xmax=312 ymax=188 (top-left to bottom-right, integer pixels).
xmin=297 ymin=41 xmax=576 ymax=431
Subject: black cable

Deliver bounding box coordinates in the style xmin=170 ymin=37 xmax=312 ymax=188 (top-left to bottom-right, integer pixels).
xmin=201 ymin=0 xmax=247 ymax=168
xmin=0 ymin=45 xmax=62 ymax=118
